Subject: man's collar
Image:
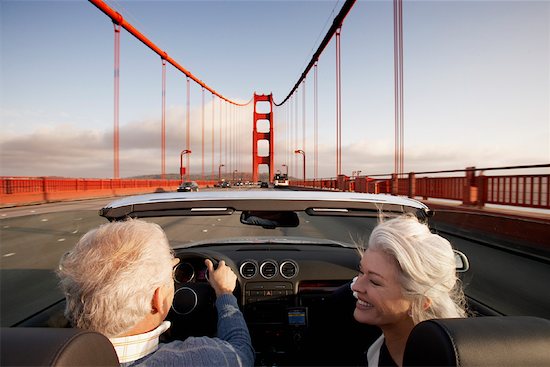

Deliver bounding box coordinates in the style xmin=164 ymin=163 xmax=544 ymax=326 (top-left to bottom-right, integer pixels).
xmin=109 ymin=321 xmax=171 ymax=363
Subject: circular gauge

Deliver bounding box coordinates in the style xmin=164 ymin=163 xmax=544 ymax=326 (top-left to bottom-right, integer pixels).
xmin=172 ymin=287 xmax=198 ymax=315
xmin=173 ymin=262 xmax=194 ymax=283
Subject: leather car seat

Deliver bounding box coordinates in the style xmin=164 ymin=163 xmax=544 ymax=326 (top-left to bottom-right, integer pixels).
xmin=0 ymin=327 xmax=119 ymax=366
xmin=403 ymin=316 xmax=550 ymax=366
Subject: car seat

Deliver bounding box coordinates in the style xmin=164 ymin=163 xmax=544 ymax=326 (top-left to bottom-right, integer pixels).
xmin=403 ymin=316 xmax=550 ymax=366
xmin=0 ymin=327 xmax=119 ymax=366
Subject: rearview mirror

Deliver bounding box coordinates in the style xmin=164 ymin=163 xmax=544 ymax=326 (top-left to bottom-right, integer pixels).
xmin=240 ymin=211 xmax=299 ymax=229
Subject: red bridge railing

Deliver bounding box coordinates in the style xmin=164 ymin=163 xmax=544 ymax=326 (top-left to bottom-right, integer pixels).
xmin=291 ymin=164 xmax=550 ymax=210
xmin=0 ymin=177 xmax=216 ymax=207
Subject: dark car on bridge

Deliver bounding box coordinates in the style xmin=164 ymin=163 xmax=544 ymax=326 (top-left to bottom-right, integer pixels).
xmin=2 ymin=191 xmax=548 ymax=366
xmin=177 ymin=181 xmax=199 ymax=192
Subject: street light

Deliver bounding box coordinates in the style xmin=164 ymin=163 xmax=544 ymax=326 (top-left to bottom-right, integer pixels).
xmin=233 ymin=169 xmax=238 ymax=184
xmin=218 ymin=164 xmax=225 ymax=183
xmin=180 ymin=150 xmax=192 ymax=184
xmin=294 ymin=149 xmax=305 ymax=182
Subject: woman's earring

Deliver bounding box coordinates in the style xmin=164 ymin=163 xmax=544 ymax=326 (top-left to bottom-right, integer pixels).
xmin=407 ymin=309 xmax=413 ymax=318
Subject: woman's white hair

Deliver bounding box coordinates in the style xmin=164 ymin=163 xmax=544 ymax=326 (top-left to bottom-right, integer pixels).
xmin=57 ymin=219 xmax=174 ymax=337
xmin=368 ymin=214 xmax=466 ymax=323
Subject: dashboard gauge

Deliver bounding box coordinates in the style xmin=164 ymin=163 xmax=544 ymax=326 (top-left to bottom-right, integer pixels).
xmin=173 ymin=262 xmax=194 ymax=283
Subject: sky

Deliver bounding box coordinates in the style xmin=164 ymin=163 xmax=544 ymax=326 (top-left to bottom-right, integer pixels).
xmin=1 ymin=0 xmax=549 ymax=179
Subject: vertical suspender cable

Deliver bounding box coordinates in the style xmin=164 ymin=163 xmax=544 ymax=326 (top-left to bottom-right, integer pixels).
xmin=113 ymin=23 xmax=120 ymax=179
xmin=201 ymin=87 xmax=205 ymax=180
xmin=394 ymin=0 xmax=404 ymax=178
xmin=394 ymin=0 xmax=398 ymax=178
xmin=336 ymin=27 xmax=342 ymax=176
xmin=161 ymin=59 xmax=167 ymax=180
xmin=314 ymin=61 xmax=318 ymax=179
xmin=294 ymin=92 xmax=298 ymax=179
xmin=211 ymin=94 xmax=215 ymax=180
xmin=225 ymin=102 xmax=228 ymax=175
xmin=399 ymin=0 xmax=405 ymax=177
xmin=219 ymin=98 xmax=222 ymax=172
xmin=186 ymin=76 xmax=190 ymax=181
xmin=302 ymin=79 xmax=306 ymax=179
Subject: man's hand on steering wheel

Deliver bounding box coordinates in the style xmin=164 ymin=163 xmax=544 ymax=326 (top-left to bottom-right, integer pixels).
xmin=205 ymin=259 xmax=236 ymax=297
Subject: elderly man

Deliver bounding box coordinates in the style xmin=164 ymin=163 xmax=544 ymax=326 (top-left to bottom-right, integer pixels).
xmin=58 ymin=219 xmax=254 ymax=366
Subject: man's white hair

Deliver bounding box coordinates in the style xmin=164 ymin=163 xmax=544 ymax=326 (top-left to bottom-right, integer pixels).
xmin=367 ymin=214 xmax=467 ymax=323
xmin=58 ymin=219 xmax=174 ymax=337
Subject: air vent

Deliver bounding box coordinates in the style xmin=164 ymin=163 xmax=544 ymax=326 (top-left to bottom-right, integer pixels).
xmin=280 ymin=260 xmax=299 ymax=279
xmin=260 ymin=260 xmax=278 ymax=279
xmin=239 ymin=261 xmax=257 ymax=279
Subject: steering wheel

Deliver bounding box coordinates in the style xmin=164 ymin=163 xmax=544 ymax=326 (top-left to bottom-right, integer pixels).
xmin=167 ymin=252 xmax=238 ymax=339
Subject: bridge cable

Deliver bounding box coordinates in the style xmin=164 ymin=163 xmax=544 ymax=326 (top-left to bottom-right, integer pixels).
xmin=394 ymin=0 xmax=404 ymax=178
xmin=186 ymin=77 xmax=191 ymax=181
xmin=211 ymin=94 xmax=215 ymax=180
xmin=302 ymin=79 xmax=306 ymax=180
xmin=161 ymin=59 xmax=167 ymax=179
xmin=274 ymin=0 xmax=356 ymax=106
xmin=90 ymin=0 xmax=250 ymax=107
xmin=336 ymin=27 xmax=342 ymax=176
xmin=113 ymin=23 xmax=121 ymax=179
xmin=314 ymin=61 xmax=318 ymax=179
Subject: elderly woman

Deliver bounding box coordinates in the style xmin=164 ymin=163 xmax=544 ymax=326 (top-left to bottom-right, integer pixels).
xmin=351 ymin=214 xmax=466 ymax=367
xmin=58 ymin=219 xmax=254 ymax=366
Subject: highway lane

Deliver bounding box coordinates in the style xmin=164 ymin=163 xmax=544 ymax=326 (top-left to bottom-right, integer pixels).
xmin=1 ymin=195 xmax=549 ymax=327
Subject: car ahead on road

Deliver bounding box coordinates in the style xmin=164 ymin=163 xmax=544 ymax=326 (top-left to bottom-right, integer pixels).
xmin=260 ymin=181 xmax=269 ymax=188
xmin=1 ymin=191 xmax=549 ymax=366
xmin=177 ymin=181 xmax=199 ymax=192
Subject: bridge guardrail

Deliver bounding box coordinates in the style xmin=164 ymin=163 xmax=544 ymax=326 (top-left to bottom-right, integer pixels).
xmin=291 ymin=164 xmax=550 ymax=211
xmin=0 ymin=177 xmax=216 ymax=207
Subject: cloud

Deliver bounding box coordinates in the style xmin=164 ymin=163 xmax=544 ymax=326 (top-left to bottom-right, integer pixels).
xmin=1 ymin=103 xmax=546 ymax=178
xmin=0 ymin=103 xmax=252 ymax=178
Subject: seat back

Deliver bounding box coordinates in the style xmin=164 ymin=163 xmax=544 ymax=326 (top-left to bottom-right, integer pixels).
xmin=403 ymin=316 xmax=550 ymax=367
xmin=0 ymin=327 xmax=119 ymax=366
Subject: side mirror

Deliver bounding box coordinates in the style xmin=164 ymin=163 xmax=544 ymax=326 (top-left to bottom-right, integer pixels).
xmin=454 ymin=250 xmax=470 ymax=272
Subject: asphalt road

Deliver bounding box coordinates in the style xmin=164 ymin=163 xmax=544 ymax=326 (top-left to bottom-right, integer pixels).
xmin=1 ymin=194 xmax=549 ymax=326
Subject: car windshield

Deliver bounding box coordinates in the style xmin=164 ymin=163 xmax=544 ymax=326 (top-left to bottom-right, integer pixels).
xmin=2 ymin=189 xmax=549 ymax=328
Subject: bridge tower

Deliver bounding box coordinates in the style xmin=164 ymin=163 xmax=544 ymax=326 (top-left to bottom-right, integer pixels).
xmin=252 ymin=93 xmax=274 ymax=183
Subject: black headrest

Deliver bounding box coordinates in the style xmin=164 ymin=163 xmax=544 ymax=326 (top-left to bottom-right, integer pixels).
xmin=0 ymin=328 xmax=119 ymax=366
xmin=403 ymin=316 xmax=550 ymax=367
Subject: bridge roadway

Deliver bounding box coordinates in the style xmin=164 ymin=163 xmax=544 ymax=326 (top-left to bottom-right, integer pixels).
xmin=1 ymin=189 xmax=549 ymax=327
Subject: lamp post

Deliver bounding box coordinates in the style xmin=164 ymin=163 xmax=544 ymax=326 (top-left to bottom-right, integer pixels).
xmin=180 ymin=150 xmax=192 ymax=184
xmin=218 ymin=164 xmax=225 ymax=183
xmin=233 ymin=169 xmax=238 ymax=184
xmin=294 ymin=149 xmax=305 ymax=182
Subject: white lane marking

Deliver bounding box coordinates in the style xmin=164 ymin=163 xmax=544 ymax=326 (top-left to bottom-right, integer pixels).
xmin=3 ymin=253 xmax=15 ymax=257
xmin=57 ymin=238 xmax=66 ymax=242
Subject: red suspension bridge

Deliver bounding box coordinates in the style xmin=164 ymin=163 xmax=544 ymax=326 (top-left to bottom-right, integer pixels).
xmin=1 ymin=0 xmax=548 ymax=213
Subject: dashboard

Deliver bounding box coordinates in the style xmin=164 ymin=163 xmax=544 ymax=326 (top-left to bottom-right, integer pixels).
xmin=166 ymin=242 xmax=380 ymax=366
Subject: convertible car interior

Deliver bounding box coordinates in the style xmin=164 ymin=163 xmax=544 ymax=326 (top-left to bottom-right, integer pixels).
xmin=2 ymin=191 xmax=549 ymax=366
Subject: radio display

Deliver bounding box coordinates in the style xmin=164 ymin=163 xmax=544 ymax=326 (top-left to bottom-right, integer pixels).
xmin=287 ymin=308 xmax=307 ymax=326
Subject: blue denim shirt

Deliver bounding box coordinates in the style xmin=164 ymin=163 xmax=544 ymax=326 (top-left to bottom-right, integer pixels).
xmin=124 ymin=294 xmax=254 ymax=367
